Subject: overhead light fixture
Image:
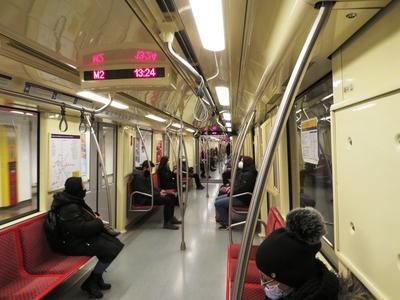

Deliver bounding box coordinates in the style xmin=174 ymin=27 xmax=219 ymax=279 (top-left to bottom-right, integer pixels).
xmin=225 ymin=122 xmax=232 ymax=127
xmin=189 ymin=0 xmax=225 ymax=51
xmin=25 ymin=112 xmax=34 ymax=116
xmin=222 ymin=112 xmax=231 ymax=121
xmin=227 ymin=128 xmax=232 ymax=132
xmin=10 ymin=110 xmax=24 ymax=115
xmin=77 ymin=91 xmax=128 ymax=110
xmin=185 ymin=128 xmax=195 ymax=133
xmin=145 ymin=114 xmax=166 ymax=123
xmin=215 ymin=86 xmax=229 ymax=106
xmin=172 ymin=123 xmax=182 ymax=129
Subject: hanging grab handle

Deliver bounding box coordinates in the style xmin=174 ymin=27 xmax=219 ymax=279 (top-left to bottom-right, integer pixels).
xmin=79 ymin=108 xmax=87 ymax=133
xmin=59 ymin=103 xmax=68 ymax=132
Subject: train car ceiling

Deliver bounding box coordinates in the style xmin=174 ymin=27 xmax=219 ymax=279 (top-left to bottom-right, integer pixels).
xmin=173 ymin=0 xmax=391 ymax=127
xmin=0 ymin=0 xmax=392 ymax=131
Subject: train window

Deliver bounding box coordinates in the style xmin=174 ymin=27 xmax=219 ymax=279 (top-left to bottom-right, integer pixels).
xmin=292 ymin=75 xmax=334 ymax=246
xmin=0 ymin=106 xmax=39 ymax=225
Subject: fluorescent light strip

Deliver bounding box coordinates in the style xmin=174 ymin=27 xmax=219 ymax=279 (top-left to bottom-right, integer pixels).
xmin=77 ymin=91 xmax=128 ymax=110
xmin=215 ymin=86 xmax=229 ymax=106
xmin=189 ymin=0 xmax=225 ymax=51
xmin=10 ymin=110 xmax=25 ymax=115
xmin=172 ymin=123 xmax=182 ymax=129
xmin=222 ymin=112 xmax=231 ymax=121
xmin=185 ymin=128 xmax=195 ymax=133
xmin=227 ymin=128 xmax=232 ymax=132
xmin=145 ymin=114 xmax=166 ymax=123
xmin=225 ymin=122 xmax=232 ymax=127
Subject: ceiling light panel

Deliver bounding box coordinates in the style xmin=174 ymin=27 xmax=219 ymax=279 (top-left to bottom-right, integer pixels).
xmin=222 ymin=112 xmax=231 ymax=121
xmin=189 ymin=0 xmax=225 ymax=51
xmin=225 ymin=122 xmax=232 ymax=127
xmin=145 ymin=114 xmax=166 ymax=123
xmin=172 ymin=123 xmax=182 ymax=128
xmin=216 ymin=86 xmax=230 ymax=106
xmin=77 ymin=91 xmax=128 ymax=110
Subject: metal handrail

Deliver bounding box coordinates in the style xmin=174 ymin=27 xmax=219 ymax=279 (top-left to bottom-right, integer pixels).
xmin=85 ymin=113 xmax=113 ymax=223
xmin=129 ymin=191 xmax=154 ymax=213
xmin=228 ymin=111 xmax=255 ymax=243
xmin=135 ymin=125 xmax=154 ymax=210
xmin=231 ymin=192 xmax=253 ymax=215
xmin=228 ymin=219 xmax=267 ymax=233
xmin=231 ymin=3 xmax=333 ymax=299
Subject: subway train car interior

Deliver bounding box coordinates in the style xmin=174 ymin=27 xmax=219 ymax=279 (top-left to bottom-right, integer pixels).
xmin=0 ymin=0 xmax=399 ymax=299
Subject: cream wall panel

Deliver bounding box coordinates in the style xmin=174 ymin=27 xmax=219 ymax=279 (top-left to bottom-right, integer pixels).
xmin=332 ymin=95 xmax=400 ymax=300
xmin=243 ymin=133 xmax=253 ymax=157
xmin=184 ymin=135 xmax=195 ymax=167
xmin=333 ymin=1 xmax=400 ymax=107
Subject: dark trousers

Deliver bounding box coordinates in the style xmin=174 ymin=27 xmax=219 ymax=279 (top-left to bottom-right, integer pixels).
xmin=153 ymin=194 xmax=179 ymax=223
xmin=222 ymin=170 xmax=231 ymax=185
xmin=190 ymin=173 xmax=202 ymax=188
xmin=65 ymin=233 xmax=124 ymax=265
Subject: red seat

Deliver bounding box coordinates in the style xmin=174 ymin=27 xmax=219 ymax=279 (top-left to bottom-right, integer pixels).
xmin=0 ymin=214 xmax=91 ymax=300
xmin=225 ymin=207 xmax=286 ymax=300
xmin=19 ymin=216 xmax=90 ymax=274
xmin=228 ymin=259 xmax=260 ymax=284
xmin=228 ymin=244 xmax=258 ymax=260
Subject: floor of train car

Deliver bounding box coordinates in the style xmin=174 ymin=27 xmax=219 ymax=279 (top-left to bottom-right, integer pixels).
xmin=47 ymin=183 xmax=248 ymax=300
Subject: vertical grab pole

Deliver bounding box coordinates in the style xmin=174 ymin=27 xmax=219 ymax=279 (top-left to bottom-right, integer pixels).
xmin=231 ymin=3 xmax=333 ymax=299
xmin=136 ymin=125 xmax=154 ymax=209
xmin=228 ymin=111 xmax=255 ymax=243
xmin=206 ymin=137 xmax=210 ymax=198
xmin=85 ymin=115 xmax=113 ymax=223
xmin=181 ymin=130 xmax=189 ymax=251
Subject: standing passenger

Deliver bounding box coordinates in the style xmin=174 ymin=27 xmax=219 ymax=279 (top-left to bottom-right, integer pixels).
xmin=51 ymin=177 xmax=124 ymax=299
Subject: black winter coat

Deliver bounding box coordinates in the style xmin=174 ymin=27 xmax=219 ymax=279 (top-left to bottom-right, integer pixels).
xmin=157 ymin=166 xmax=177 ymax=189
xmin=52 ymin=191 xmax=123 ymax=261
xmin=130 ymin=172 xmax=161 ymax=204
xmin=233 ymin=167 xmax=258 ymax=205
xmin=275 ymin=259 xmax=339 ymax=300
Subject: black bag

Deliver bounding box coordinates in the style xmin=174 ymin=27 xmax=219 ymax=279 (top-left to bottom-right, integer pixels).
xmin=43 ymin=208 xmax=66 ymax=252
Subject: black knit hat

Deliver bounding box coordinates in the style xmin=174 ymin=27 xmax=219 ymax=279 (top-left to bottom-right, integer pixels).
xmin=256 ymin=207 xmax=326 ymax=288
xmin=141 ymin=160 xmax=155 ymax=169
xmin=64 ymin=177 xmax=84 ymax=196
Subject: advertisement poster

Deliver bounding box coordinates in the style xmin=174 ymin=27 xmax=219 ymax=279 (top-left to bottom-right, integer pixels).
xmin=156 ymin=140 xmax=163 ymax=163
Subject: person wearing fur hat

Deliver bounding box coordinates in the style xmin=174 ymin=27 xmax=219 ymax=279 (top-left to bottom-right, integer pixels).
xmin=214 ymin=156 xmax=257 ymax=229
xmin=255 ymin=207 xmax=339 ymax=299
xmin=51 ymin=177 xmax=124 ymax=298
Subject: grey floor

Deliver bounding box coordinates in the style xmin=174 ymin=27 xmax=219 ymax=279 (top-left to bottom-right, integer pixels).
xmin=49 ymin=183 xmax=245 ymax=300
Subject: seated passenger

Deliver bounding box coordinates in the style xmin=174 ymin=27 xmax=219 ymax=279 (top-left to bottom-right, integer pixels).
xmin=181 ymin=157 xmax=205 ymax=190
xmin=51 ymin=177 xmax=124 ymax=299
xmin=131 ymin=160 xmax=181 ymax=230
xmin=214 ymin=156 xmax=257 ymax=229
xmin=157 ymin=156 xmax=177 ymax=190
xmin=255 ymin=207 xmax=339 ymax=299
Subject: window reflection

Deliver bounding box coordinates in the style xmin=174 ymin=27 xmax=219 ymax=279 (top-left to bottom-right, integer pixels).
xmin=0 ymin=106 xmax=38 ymax=224
xmin=294 ymin=76 xmax=334 ymax=245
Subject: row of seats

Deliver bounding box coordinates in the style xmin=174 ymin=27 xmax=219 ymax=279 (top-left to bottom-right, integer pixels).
xmin=0 ymin=214 xmax=91 ymax=300
xmin=226 ymin=207 xmax=286 ymax=300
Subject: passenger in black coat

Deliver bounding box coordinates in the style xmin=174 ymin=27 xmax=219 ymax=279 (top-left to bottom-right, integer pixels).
xmin=52 ymin=177 xmax=124 ymax=299
xmin=131 ymin=160 xmax=181 ymax=230
xmin=157 ymin=156 xmax=177 ymax=190
xmin=214 ymin=156 xmax=257 ymax=228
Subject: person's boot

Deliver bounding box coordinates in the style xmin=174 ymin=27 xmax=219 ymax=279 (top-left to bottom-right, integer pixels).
xmin=81 ymin=273 xmax=103 ymax=298
xmin=197 ymin=185 xmax=205 ymax=190
xmin=163 ymin=221 xmax=179 ymax=230
xmin=171 ymin=216 xmax=182 ymax=224
xmin=97 ymin=274 xmax=111 ymax=290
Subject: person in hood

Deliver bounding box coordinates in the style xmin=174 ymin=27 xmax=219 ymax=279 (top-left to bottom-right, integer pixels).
xmin=214 ymin=156 xmax=257 ymax=229
xmin=51 ymin=177 xmax=124 ymax=299
xmin=255 ymin=207 xmax=339 ymax=300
